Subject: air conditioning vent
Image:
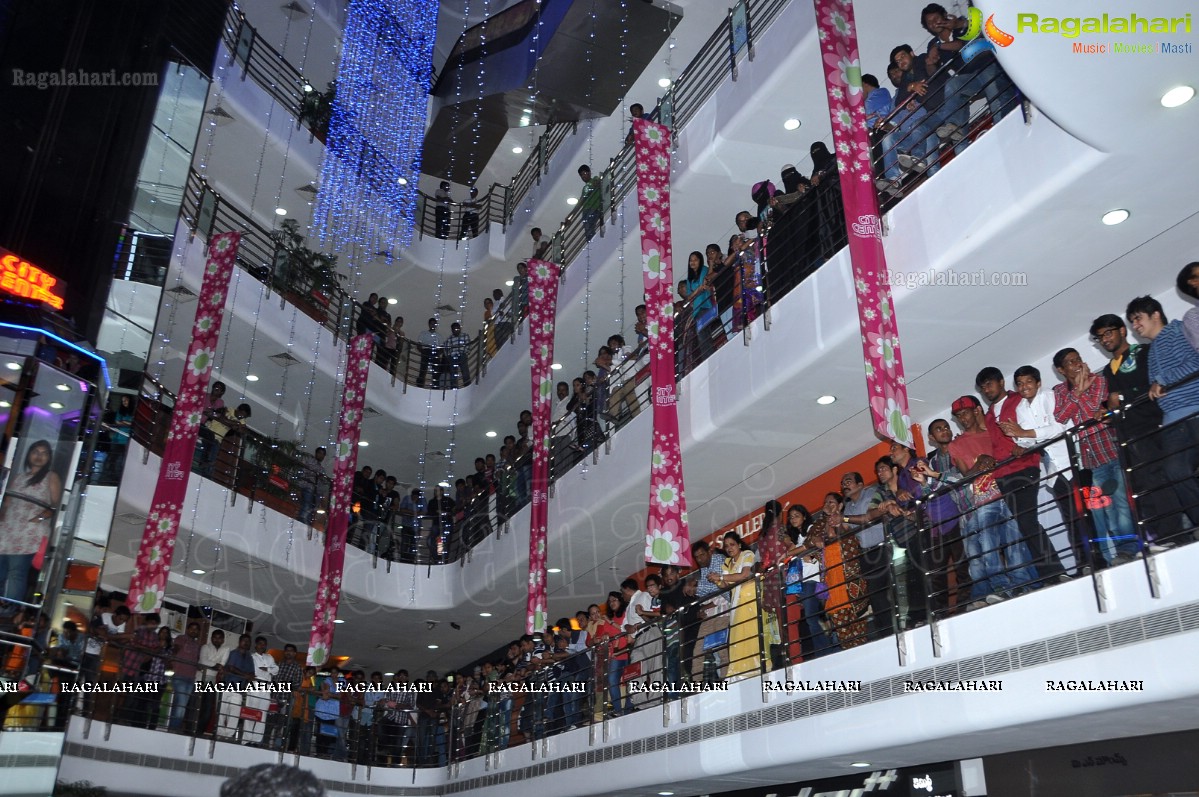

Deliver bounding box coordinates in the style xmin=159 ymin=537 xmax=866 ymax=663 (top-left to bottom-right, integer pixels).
xmin=268 ymin=352 xmax=301 ymax=367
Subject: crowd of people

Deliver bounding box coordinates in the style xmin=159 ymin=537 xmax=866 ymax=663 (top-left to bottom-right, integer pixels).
xmin=9 ymin=272 xmax=1199 ymax=752
xmin=865 ymin=4 xmax=1018 ymax=194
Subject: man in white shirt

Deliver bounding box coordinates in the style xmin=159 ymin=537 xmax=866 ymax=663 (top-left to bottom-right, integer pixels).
xmin=197 ymin=629 xmax=229 ymax=735
xmin=998 ymin=365 xmax=1089 ymax=577
xmin=244 ymin=635 xmax=279 ymax=745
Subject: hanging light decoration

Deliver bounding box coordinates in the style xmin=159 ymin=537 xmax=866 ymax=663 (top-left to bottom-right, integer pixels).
xmin=312 ymin=0 xmax=438 ymax=254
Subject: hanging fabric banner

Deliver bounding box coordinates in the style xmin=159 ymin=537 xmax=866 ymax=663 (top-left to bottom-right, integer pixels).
xmin=524 ymin=258 xmax=561 ymax=633
xmin=127 ymin=232 xmax=240 ymax=613
xmin=812 ymin=0 xmax=913 ymax=445
xmin=633 ymin=119 xmax=692 ymax=567
xmin=307 ymin=334 xmax=373 ymax=665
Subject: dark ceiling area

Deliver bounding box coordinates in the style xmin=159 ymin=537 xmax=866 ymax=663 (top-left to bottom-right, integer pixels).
xmin=423 ymin=0 xmax=682 ymax=183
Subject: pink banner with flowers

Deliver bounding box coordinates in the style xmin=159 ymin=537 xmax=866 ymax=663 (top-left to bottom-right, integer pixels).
xmin=525 ymin=258 xmax=561 ymax=633
xmin=813 ymin=0 xmax=913 ymax=445
xmin=307 ymin=334 xmax=372 ymax=665
xmin=633 ymin=119 xmax=692 ymax=567
xmin=127 ymin=232 xmax=240 ymax=613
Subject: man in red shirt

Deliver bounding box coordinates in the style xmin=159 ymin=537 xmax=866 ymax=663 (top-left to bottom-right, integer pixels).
xmin=976 ymin=367 xmax=1067 ymax=581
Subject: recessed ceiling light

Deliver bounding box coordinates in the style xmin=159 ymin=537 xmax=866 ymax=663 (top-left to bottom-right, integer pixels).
xmin=245 ymin=374 xmax=259 ymax=382
xmin=384 ymin=672 xmax=394 ymax=676
xmin=512 ymin=146 xmax=524 ymax=154
xmin=520 ymin=116 xmax=530 ymax=127
xmin=658 ymin=77 xmax=672 ymax=88
xmin=302 ymin=82 xmax=314 ymax=92
xmin=850 ymin=762 xmax=871 ymax=768
xmin=5 ymin=362 xmax=21 ymax=370
xmin=49 ymin=402 xmax=64 ymax=409
xmin=659 ymin=792 xmax=675 ymax=796
xmin=486 ymin=431 xmax=497 ymax=438
xmin=358 ymin=440 xmax=369 ymax=447
xmin=0 ymin=401 xmax=10 ymax=408
xmin=1101 ymin=209 xmax=1130 ymax=226
xmin=397 ymin=177 xmax=408 ymax=186
xmin=333 ymin=619 xmax=345 ymax=624
xmin=275 ymin=207 xmax=287 ymax=216
xmin=550 ymin=363 xmax=562 ymax=370
xmin=438 ymin=481 xmax=450 ymax=489
xmin=427 ymin=644 xmax=439 ymax=649
xmin=522 ymin=108 xmax=532 ymax=114
xmin=505 ymin=279 xmax=515 ymax=286
xmin=783 ymin=118 xmax=801 ymax=130
xmin=1161 ymin=85 xmax=1195 ymax=108
xmin=479 ymin=612 xmax=492 ymax=618
xmin=191 ymin=569 xmax=206 ymax=575
xmin=388 ymin=298 xmax=397 ymax=305
xmin=56 ymin=383 xmax=70 ymax=391
xmin=547 ymin=567 xmax=562 ymax=574
xmin=816 ymin=395 xmax=837 ymax=405
xmin=566 ymin=197 xmax=578 ymax=206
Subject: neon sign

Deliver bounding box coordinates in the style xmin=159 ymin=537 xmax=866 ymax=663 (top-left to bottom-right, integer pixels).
xmin=0 ymin=248 xmax=66 ymax=310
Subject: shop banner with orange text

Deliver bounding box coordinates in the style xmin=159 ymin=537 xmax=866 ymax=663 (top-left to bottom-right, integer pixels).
xmin=525 ymin=258 xmax=561 ymax=632
xmin=634 ymin=119 xmax=692 ymax=567
xmin=813 ymin=0 xmax=913 ymax=445
xmin=307 ymin=334 xmax=372 ymax=665
xmin=127 ymin=232 xmax=240 ymax=613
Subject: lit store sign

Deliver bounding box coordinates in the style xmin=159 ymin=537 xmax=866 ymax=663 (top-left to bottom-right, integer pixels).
xmin=0 ymin=248 xmax=66 ymax=310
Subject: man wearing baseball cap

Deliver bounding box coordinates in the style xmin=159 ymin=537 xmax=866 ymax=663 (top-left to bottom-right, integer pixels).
xmin=932 ymin=395 xmax=1039 ymax=606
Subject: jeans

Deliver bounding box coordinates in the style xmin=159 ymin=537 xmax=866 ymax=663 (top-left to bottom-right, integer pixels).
xmin=447 ymin=354 xmax=471 ymax=387
xmin=169 ymin=676 xmax=195 ymax=731
xmin=298 ymin=487 xmax=317 ymax=524
xmin=1157 ymin=416 xmax=1199 ymax=532
xmin=582 ymin=209 xmax=601 ymax=241
xmin=607 ymin=657 xmax=628 ymax=715
xmin=940 ymin=61 xmax=1017 ymax=152
xmin=790 ymin=583 xmax=835 ymax=655
xmin=963 ymin=499 xmax=1039 ymax=599
xmin=893 ymin=103 xmax=939 ymax=176
xmin=998 ymin=468 xmax=1066 ymax=578
xmin=858 ymin=544 xmax=893 ymax=638
xmin=1086 ymin=461 xmax=1139 ymax=560
xmin=0 ymin=552 xmax=35 ymax=602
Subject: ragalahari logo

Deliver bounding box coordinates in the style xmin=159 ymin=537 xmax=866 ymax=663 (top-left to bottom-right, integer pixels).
xmin=960 ymin=7 xmax=1015 ymax=48
xmin=966 ymin=10 xmax=1194 ymax=55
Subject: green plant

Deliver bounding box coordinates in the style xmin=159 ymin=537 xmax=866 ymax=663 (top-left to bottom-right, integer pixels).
xmin=54 ymin=782 xmax=108 ymax=797
xmin=299 ymin=80 xmax=335 ymax=140
xmin=270 ymin=218 xmax=345 ymax=301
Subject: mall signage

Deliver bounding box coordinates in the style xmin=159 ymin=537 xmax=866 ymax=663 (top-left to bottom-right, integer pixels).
xmin=0 ymin=246 xmax=66 ymax=310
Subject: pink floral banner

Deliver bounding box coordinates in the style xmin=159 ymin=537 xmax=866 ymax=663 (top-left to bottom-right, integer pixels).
xmin=525 ymin=258 xmax=561 ymax=633
xmin=813 ymin=0 xmax=913 ymax=445
xmin=127 ymin=232 xmax=240 ymax=613
xmin=307 ymin=334 xmax=373 ymax=665
xmin=633 ymin=119 xmax=692 ymax=567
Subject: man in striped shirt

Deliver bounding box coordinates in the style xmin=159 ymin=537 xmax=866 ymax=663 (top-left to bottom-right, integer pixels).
xmin=1128 ymin=295 xmax=1199 ymax=542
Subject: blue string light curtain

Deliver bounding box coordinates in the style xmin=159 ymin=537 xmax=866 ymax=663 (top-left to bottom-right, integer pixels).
xmin=313 ymin=0 xmax=438 ymax=251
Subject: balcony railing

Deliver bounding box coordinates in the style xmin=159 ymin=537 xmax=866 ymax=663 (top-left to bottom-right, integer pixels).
xmin=222 ymin=5 xmax=323 ymax=141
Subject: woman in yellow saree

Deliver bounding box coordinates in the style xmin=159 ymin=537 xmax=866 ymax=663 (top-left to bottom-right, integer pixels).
xmin=707 ymin=531 xmax=760 ymax=678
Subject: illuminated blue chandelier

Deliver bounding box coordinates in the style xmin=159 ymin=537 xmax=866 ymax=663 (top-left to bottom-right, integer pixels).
xmin=313 ymin=0 xmax=438 ymax=252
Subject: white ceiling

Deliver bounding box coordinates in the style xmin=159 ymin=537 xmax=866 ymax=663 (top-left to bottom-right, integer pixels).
xmin=127 ymin=0 xmax=1199 ymax=675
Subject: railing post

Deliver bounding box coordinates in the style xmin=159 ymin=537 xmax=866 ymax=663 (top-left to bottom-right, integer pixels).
xmin=754 ymin=576 xmax=769 ymax=702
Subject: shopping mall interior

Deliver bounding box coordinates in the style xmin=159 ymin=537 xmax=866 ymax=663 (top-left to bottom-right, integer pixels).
xmin=0 ymin=0 xmax=1197 ymax=794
